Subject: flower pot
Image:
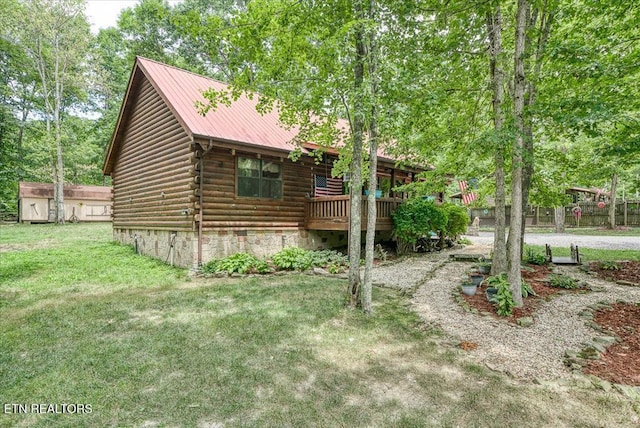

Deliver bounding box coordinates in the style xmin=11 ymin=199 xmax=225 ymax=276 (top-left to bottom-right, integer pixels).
xmin=485 ymin=286 xmax=498 ymax=303
xmin=470 ymin=274 xmax=484 ymax=287
xmin=478 ymin=264 xmax=491 ymax=274
xmin=461 ymin=283 xmax=478 ymax=296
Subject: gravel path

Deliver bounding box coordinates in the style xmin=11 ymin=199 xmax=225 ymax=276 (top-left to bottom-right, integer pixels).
xmin=371 ymin=237 xmax=640 ymax=381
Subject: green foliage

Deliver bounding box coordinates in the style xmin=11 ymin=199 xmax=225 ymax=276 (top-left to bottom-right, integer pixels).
xmin=440 ymin=203 xmax=469 ymax=239
xmin=549 ymin=274 xmax=579 ymax=289
xmin=599 ymin=261 xmax=621 ymax=271
xmin=524 ymin=246 xmax=548 ymax=266
xmin=271 ymin=247 xmax=313 ymax=271
xmin=271 ymin=247 xmax=348 ymax=272
xmin=202 ymin=253 xmax=270 ymax=275
xmin=486 ymin=273 xmax=514 ymax=316
xmin=521 ymin=279 xmax=536 ymax=298
xmin=391 ymin=198 xmax=448 ymax=254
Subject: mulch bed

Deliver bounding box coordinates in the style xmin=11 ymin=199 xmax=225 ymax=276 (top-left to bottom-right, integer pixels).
xmin=461 ymin=261 xmax=640 ymax=386
xmin=460 ymin=264 xmax=586 ymax=323
xmin=589 ymin=261 xmax=640 ymax=285
xmin=583 ymin=303 xmax=640 ymax=386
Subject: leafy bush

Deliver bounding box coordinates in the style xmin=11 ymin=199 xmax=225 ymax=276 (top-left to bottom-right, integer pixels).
xmin=486 ymin=273 xmax=515 ymax=316
xmin=307 ymin=249 xmax=348 ymax=268
xmin=599 ymin=261 xmax=621 ymax=271
xmin=521 ymin=279 xmax=536 ymax=298
xmin=440 ymin=203 xmax=469 ymax=240
xmin=202 ymin=253 xmax=270 ymax=275
xmin=391 ymin=198 xmax=448 ymax=255
xmin=524 ymin=246 xmax=547 ymax=265
xmin=271 ymin=247 xmax=349 ymax=271
xmin=549 ymin=274 xmax=579 ymax=289
xmin=272 ymin=247 xmax=313 ymax=271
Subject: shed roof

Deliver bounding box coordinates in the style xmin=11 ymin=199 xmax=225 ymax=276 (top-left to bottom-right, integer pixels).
xmin=104 ymin=57 xmax=408 ymax=175
xmin=19 ymin=182 xmax=112 ymax=201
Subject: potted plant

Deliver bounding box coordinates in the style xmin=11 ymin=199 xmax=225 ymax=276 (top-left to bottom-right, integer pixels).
xmin=461 ymin=280 xmax=477 ymax=296
xmin=477 ymin=258 xmax=491 ymax=274
xmin=470 ymin=273 xmax=484 ymax=287
xmin=484 ymin=273 xmax=508 ymax=303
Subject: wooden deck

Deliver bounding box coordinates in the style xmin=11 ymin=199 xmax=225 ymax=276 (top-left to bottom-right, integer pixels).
xmin=304 ymin=195 xmax=402 ymax=231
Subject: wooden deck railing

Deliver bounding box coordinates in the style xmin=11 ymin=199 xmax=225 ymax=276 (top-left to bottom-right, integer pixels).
xmin=304 ymin=195 xmax=402 ymax=231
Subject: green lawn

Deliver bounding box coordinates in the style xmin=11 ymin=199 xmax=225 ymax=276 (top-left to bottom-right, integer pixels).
xmin=1 ymin=223 xmax=638 ymax=427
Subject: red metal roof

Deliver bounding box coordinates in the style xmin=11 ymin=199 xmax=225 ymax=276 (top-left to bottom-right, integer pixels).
xmin=137 ymin=57 xmax=300 ymax=152
xmin=19 ymin=182 xmax=112 ymax=201
xmin=104 ymin=57 xmax=414 ymax=175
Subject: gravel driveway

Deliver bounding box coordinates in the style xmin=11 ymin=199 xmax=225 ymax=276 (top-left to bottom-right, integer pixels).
xmin=470 ymin=231 xmax=640 ymax=250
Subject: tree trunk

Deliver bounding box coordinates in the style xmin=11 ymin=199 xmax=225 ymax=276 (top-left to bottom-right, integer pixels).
xmin=486 ymin=6 xmax=507 ymax=275
xmin=347 ymin=5 xmax=366 ymax=308
xmin=518 ymin=6 xmax=553 ymax=259
xmin=53 ymin=34 xmax=65 ymax=224
xmin=508 ymin=0 xmax=529 ymax=308
xmin=608 ymin=173 xmax=618 ymax=229
xmin=554 ymin=206 xmax=565 ymax=233
xmin=362 ymin=0 xmax=378 ymax=314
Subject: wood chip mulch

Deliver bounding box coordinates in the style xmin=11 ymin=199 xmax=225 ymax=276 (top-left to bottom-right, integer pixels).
xmin=589 ymin=261 xmax=640 ymax=285
xmin=460 ymin=264 xmax=586 ymax=323
xmin=582 ymin=303 xmax=640 ymax=386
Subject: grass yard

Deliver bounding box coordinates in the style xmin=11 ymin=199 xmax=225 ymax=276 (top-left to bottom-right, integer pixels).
xmin=1 ymin=223 xmax=639 ymax=427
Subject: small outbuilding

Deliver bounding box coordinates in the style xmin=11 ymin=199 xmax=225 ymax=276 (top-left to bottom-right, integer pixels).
xmin=18 ymin=181 xmax=112 ymax=223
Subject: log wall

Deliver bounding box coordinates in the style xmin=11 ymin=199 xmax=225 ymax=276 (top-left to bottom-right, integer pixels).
xmin=111 ymin=76 xmax=196 ymax=231
xmin=198 ymin=146 xmax=315 ymax=230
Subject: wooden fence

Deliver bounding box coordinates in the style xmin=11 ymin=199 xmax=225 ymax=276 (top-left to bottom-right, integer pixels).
xmin=469 ymin=201 xmax=640 ymax=228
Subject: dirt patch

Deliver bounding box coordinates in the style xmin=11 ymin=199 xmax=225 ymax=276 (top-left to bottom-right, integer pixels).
xmin=589 ymin=261 xmax=640 ymax=285
xmin=583 ymin=303 xmax=640 ymax=386
xmin=460 ymin=265 xmax=587 ymax=322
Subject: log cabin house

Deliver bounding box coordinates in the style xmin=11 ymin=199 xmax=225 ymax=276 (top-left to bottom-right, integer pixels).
xmin=103 ymin=57 xmax=422 ymax=268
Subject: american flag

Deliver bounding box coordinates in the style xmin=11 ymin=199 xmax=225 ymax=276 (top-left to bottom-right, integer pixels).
xmin=315 ymin=175 xmax=343 ymax=197
xmin=459 ymin=180 xmax=477 ymax=205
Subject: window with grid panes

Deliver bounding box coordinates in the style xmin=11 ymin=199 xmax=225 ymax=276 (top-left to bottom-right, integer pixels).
xmin=237 ymin=157 xmax=282 ymax=199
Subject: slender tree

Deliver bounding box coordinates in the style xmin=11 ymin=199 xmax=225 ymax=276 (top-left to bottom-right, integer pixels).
xmin=18 ymin=0 xmax=91 ymax=223
xmin=485 ymin=3 xmax=508 ymax=275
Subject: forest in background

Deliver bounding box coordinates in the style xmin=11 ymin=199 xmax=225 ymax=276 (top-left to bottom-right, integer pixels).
xmin=0 ymin=0 xmax=638 ymax=216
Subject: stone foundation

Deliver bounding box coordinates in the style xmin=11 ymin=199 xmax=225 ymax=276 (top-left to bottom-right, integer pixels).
xmin=114 ymin=227 xmax=389 ymax=269
xmin=114 ymin=228 xmax=198 ymax=268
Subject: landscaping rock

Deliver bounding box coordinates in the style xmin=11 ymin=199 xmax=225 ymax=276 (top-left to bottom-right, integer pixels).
xmin=593 ymin=335 xmax=618 ymax=347
xmin=517 ymin=317 xmax=534 ymax=327
xmin=614 ymin=384 xmax=640 ymax=401
xmin=313 ymin=267 xmax=330 ymax=276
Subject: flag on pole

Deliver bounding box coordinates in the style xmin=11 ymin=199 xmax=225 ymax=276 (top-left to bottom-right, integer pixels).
xmin=458 ymin=180 xmax=477 ymax=205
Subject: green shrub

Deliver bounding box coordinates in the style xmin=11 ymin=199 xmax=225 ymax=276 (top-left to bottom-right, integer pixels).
xmin=521 ymin=279 xmax=536 ymax=298
xmin=271 ymin=247 xmax=349 ymax=272
xmin=391 ymin=198 xmax=448 ymax=254
xmin=203 ymin=253 xmax=270 ymax=275
xmin=272 ymin=247 xmax=313 ymax=271
xmin=524 ymin=246 xmax=547 ymax=265
xmin=549 ymin=274 xmax=579 ymax=289
xmin=440 ymin=203 xmax=469 ymax=240
xmin=599 ymin=261 xmax=621 ymax=271
xmin=308 ymin=249 xmax=348 ymax=268
xmin=486 ymin=273 xmax=515 ymax=316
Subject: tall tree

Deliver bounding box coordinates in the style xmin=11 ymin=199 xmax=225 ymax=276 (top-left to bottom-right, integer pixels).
xmin=196 ymin=0 xmax=400 ymax=311
xmin=508 ymin=0 xmax=528 ymax=307
xmin=485 ymin=3 xmax=508 ymax=275
xmin=18 ymin=0 xmax=91 ymax=223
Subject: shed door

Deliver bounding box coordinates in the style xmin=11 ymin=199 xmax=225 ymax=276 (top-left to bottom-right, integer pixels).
xmin=48 ymin=199 xmax=55 ymax=222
